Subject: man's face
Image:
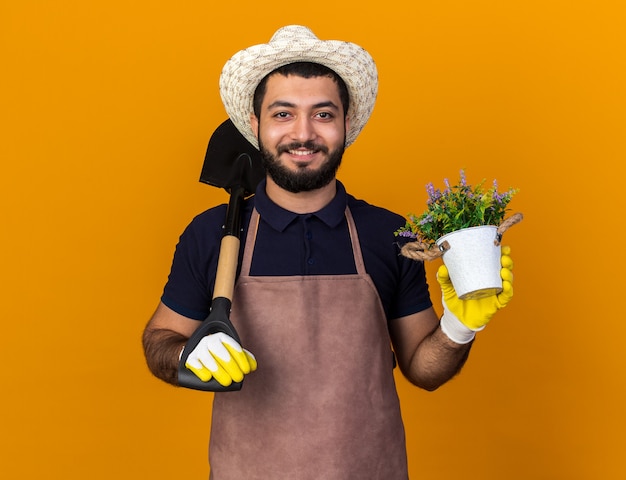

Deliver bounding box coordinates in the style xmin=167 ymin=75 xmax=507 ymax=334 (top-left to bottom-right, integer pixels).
xmin=251 ymin=74 xmax=349 ymax=193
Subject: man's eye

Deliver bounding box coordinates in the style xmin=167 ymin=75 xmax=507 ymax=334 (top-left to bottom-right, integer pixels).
xmin=275 ymin=112 xmax=290 ymax=118
xmin=317 ymin=112 xmax=333 ymax=119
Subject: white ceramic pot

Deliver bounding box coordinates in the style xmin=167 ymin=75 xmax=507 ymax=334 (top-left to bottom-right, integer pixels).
xmin=436 ymin=225 xmax=502 ymax=300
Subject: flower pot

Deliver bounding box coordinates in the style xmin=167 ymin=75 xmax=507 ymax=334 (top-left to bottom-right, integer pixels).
xmin=436 ymin=225 xmax=502 ymax=300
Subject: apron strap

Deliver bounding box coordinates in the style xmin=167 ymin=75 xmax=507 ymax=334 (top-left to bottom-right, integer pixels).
xmin=240 ymin=208 xmax=260 ymax=277
xmin=344 ymin=207 xmax=366 ymax=275
xmin=240 ymin=207 xmax=366 ymax=277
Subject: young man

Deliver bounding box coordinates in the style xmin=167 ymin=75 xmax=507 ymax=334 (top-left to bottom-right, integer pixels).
xmin=142 ymin=26 xmax=514 ymax=479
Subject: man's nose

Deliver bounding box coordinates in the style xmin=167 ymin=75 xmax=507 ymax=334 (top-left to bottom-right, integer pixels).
xmin=291 ymin=116 xmax=315 ymax=142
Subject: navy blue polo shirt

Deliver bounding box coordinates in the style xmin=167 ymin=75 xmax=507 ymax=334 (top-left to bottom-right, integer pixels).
xmin=161 ymin=180 xmax=432 ymax=322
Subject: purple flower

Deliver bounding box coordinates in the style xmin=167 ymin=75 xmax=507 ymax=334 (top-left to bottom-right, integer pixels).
xmin=426 ymin=183 xmax=442 ymax=204
xmin=420 ymin=214 xmax=433 ymax=225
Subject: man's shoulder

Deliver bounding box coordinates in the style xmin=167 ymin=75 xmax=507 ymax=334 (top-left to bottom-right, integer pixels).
xmin=346 ymin=194 xmax=405 ymax=225
xmin=183 ymin=196 xmax=256 ymax=238
xmin=191 ymin=196 xmax=256 ymax=223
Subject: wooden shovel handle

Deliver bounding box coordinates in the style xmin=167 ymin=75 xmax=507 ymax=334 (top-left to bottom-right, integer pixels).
xmin=213 ymin=235 xmax=240 ymax=301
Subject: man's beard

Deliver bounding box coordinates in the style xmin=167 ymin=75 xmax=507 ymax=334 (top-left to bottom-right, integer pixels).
xmin=259 ymin=139 xmax=345 ymax=193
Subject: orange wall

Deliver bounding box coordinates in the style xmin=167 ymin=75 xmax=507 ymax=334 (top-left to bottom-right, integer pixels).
xmin=2 ymin=1 xmax=625 ymax=479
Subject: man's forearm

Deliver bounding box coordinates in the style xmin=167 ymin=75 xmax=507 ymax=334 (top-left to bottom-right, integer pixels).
xmin=142 ymin=328 xmax=188 ymax=386
xmin=407 ymin=325 xmax=472 ymax=391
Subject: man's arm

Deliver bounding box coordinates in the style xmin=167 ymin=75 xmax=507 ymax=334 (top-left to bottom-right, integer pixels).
xmin=142 ymin=302 xmax=202 ymax=386
xmin=389 ymin=307 xmax=472 ymax=392
xmin=390 ymin=246 xmax=514 ymax=391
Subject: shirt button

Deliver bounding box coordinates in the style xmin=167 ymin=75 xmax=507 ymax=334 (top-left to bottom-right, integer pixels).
xmin=307 ymin=258 xmax=315 ymax=265
xmin=306 ymin=231 xmax=313 ymax=240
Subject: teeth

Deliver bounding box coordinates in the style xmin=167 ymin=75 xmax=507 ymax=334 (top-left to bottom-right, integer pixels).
xmin=289 ymin=150 xmax=315 ymax=156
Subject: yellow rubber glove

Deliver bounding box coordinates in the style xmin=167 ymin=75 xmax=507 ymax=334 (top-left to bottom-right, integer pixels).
xmin=437 ymin=246 xmax=514 ymax=343
xmin=184 ymin=332 xmax=257 ymax=386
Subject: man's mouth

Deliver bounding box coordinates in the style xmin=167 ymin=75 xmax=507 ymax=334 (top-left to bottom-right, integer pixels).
xmin=288 ymin=149 xmax=316 ymax=156
xmin=278 ymin=142 xmax=328 ymax=156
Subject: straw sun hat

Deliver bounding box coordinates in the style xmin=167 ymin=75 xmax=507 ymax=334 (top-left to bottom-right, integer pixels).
xmin=219 ymin=25 xmax=378 ymax=149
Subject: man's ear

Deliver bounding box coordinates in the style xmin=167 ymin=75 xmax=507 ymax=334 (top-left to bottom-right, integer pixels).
xmin=250 ymin=113 xmax=259 ymax=141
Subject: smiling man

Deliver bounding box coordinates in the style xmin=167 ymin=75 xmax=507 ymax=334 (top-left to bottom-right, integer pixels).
xmin=142 ymin=25 xmax=515 ymax=479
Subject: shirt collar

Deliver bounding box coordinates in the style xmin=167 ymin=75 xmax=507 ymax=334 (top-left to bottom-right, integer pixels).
xmin=253 ymin=178 xmax=348 ymax=232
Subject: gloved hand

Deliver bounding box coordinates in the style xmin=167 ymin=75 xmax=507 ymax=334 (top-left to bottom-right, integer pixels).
xmin=184 ymin=332 xmax=257 ymax=386
xmin=437 ymin=246 xmax=514 ymax=344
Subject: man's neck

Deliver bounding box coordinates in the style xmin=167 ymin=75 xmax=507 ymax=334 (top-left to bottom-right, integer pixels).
xmin=264 ymin=177 xmax=337 ymax=214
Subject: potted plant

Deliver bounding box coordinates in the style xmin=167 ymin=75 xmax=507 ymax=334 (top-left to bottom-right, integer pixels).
xmin=395 ymin=169 xmax=523 ymax=299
